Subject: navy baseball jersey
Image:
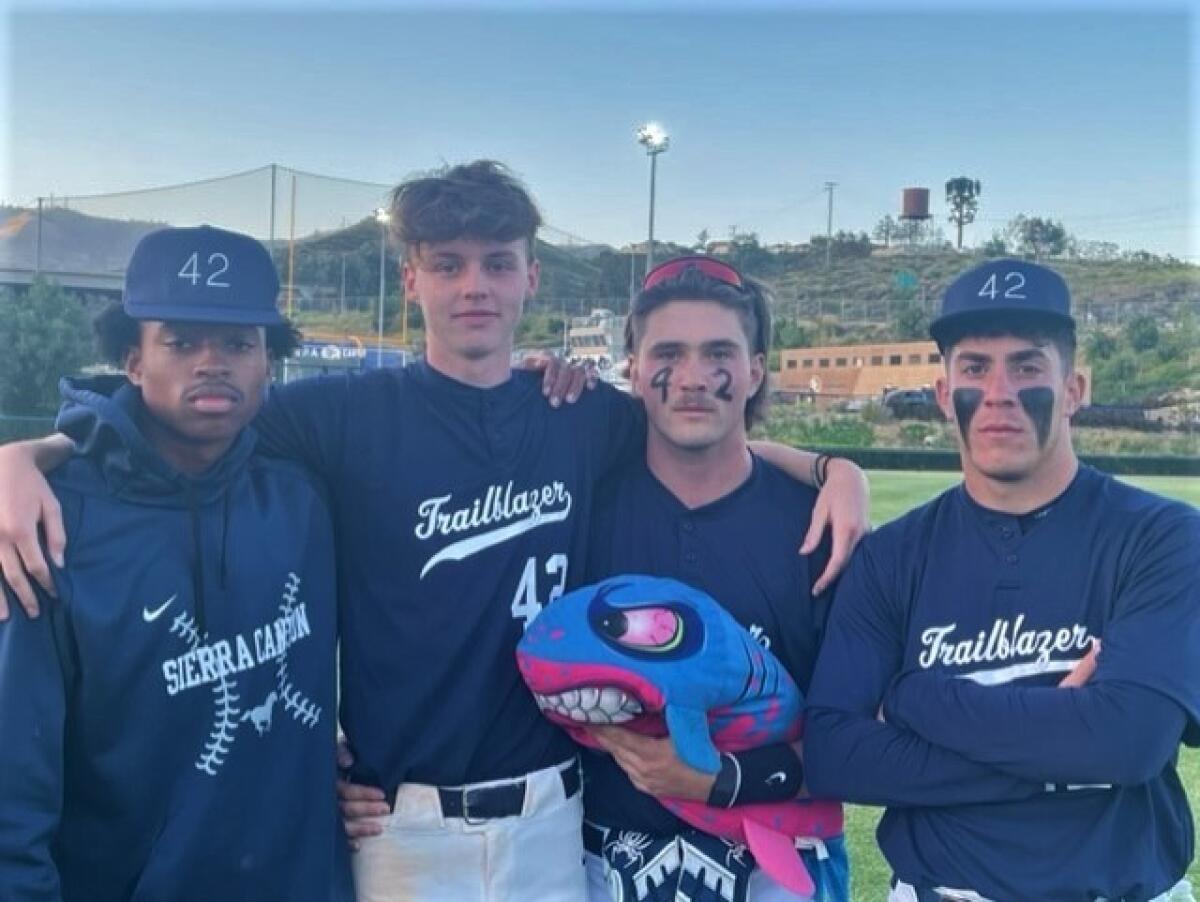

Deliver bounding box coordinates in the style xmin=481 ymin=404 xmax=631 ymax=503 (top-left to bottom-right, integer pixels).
xmin=254 ymin=362 xmax=643 ymax=793
xmin=582 ymin=455 xmax=830 ymax=834
xmin=806 ymin=466 xmax=1200 ymax=901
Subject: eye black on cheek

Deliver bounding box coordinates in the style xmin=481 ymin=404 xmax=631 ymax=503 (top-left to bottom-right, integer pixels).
xmin=952 ymin=388 xmax=984 ymax=446
xmin=1018 ymin=386 xmax=1056 ymax=448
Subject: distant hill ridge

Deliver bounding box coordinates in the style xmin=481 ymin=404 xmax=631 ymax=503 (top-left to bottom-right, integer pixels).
xmin=2 ymin=207 xmax=1194 ymax=317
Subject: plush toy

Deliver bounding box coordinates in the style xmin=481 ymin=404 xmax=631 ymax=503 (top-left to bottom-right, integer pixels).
xmin=516 ymin=575 xmax=842 ymax=897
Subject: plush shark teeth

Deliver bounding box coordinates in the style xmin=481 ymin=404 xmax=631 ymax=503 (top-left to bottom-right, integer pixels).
xmin=533 ymin=687 xmax=644 ymax=725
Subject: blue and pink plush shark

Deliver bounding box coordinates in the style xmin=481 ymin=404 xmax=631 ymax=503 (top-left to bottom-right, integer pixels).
xmin=516 ymin=575 xmax=842 ymax=897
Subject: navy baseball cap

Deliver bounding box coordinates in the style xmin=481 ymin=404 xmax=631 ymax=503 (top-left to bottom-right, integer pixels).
xmin=930 ymin=258 xmax=1073 ymax=346
xmin=123 ymin=225 xmax=284 ymax=326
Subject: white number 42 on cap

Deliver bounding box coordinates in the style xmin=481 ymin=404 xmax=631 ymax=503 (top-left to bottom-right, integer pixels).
xmin=178 ymin=252 xmax=231 ymax=288
xmin=978 ymin=271 xmax=1026 ymax=300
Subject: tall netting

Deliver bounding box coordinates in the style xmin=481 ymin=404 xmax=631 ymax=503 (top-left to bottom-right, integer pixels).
xmin=0 ymin=164 xmax=632 ymax=318
xmin=1 ymin=162 xmax=1194 ymax=346
xmin=1 ymin=165 xmax=392 ymax=290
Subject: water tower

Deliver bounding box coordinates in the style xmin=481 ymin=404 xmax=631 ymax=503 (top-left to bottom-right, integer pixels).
xmin=898 ymin=187 xmax=931 ymax=249
xmin=900 ymin=187 xmax=931 ymax=222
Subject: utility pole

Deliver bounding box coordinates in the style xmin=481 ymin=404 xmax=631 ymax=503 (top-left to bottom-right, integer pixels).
xmin=628 ymin=251 xmax=636 ymax=311
xmin=339 ymin=253 xmax=347 ymax=315
xmin=268 ymin=164 xmax=278 ymax=245
xmin=823 ymin=181 xmax=837 ymax=269
xmin=35 ymin=197 xmax=43 ymax=274
xmin=287 ymin=175 xmax=297 ymax=317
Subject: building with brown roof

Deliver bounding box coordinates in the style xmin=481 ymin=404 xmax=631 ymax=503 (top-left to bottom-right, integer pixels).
xmin=778 ymin=340 xmax=944 ymax=398
xmin=777 ymin=339 xmax=1091 ymax=404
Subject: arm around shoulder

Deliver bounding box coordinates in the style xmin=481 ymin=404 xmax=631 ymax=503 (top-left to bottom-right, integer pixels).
xmin=0 ymin=435 xmax=72 ymax=621
xmin=254 ymin=375 xmax=354 ymax=480
xmin=749 ymin=443 xmax=870 ymax=595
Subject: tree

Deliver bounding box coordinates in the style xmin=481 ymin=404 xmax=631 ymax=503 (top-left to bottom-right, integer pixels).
xmin=773 ymin=317 xmax=812 ymax=349
xmin=893 ymin=301 xmax=929 ymax=340
xmin=872 ymin=215 xmax=898 ymax=248
xmin=726 ymin=231 xmax=773 ymax=273
xmin=1124 ymin=314 xmax=1160 ymax=353
xmin=980 ymin=232 xmax=1008 ymax=257
xmin=1085 ymin=331 xmax=1118 ymax=362
xmin=1007 ymin=215 xmax=1069 ymax=260
xmin=892 ymin=219 xmax=947 ymax=248
xmin=944 ymin=177 xmax=982 ymax=250
xmin=808 ymin=230 xmax=873 ymax=262
xmin=0 ymin=278 xmax=95 ymax=416
xmin=694 ymin=228 xmax=710 ymax=252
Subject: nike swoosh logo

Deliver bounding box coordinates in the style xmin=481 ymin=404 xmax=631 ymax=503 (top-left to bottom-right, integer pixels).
xmin=766 ymin=771 xmax=787 ymax=785
xmin=142 ymin=595 xmax=177 ymax=622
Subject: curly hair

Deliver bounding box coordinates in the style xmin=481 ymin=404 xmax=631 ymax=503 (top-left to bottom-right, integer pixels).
xmin=92 ymin=302 xmax=302 ymax=366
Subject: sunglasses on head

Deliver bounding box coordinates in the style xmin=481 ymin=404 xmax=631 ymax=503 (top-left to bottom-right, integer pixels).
xmin=642 ymin=255 xmax=745 ymax=291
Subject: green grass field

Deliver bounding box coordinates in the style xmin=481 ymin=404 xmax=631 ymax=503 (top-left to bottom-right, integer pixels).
xmin=841 ymin=471 xmax=1199 ymax=900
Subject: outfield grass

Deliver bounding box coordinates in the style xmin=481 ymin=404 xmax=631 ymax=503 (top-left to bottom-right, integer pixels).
xmin=841 ymin=471 xmax=1199 ymax=900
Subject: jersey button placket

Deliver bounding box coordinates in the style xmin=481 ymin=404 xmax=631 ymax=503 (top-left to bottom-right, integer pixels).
xmin=680 ymin=519 xmax=698 ymax=571
xmin=991 ymin=516 xmax=1020 ymax=564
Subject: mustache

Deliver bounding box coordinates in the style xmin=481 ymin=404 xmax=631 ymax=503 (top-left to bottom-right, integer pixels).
xmin=672 ymin=392 xmax=717 ymax=410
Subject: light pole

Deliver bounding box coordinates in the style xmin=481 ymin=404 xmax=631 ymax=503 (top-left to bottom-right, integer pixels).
xmin=374 ymin=207 xmax=390 ymax=368
xmin=636 ymin=122 xmax=670 ymax=272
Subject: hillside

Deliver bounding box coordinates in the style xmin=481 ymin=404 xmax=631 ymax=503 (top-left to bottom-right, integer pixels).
xmin=4 ymin=206 xmax=1194 ymax=332
xmin=0 ymin=206 xmax=165 ymax=272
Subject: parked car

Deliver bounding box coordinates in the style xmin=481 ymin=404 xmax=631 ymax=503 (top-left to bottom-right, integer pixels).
xmin=883 ymin=387 xmax=941 ymax=420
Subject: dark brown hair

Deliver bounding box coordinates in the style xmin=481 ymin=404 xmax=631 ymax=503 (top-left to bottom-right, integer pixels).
xmin=388 ymin=160 xmax=542 ymax=260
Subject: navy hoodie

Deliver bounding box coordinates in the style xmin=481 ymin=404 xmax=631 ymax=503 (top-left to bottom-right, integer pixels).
xmin=0 ymin=376 xmax=343 ymax=902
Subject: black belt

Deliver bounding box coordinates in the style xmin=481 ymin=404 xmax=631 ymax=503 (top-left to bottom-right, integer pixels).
xmin=582 ymin=820 xmax=606 ymax=855
xmin=437 ymin=763 xmax=581 ymax=822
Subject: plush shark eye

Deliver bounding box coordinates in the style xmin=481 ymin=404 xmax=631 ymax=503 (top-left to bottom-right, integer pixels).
xmin=609 ymin=607 xmax=685 ymax=651
xmin=597 ymin=610 xmax=629 ymax=640
xmin=588 ymin=581 xmax=704 ymax=661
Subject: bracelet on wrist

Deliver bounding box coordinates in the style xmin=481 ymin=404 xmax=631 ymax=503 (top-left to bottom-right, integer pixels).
xmin=706 ymin=744 xmax=803 ymax=808
xmin=706 ymin=753 xmax=742 ymax=808
xmin=813 ymin=453 xmax=832 ymax=489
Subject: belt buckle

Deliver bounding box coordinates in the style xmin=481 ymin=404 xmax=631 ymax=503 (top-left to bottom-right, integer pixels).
xmin=461 ymin=786 xmax=489 ymax=825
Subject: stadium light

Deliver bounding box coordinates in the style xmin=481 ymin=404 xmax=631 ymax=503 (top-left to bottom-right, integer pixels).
xmin=636 ymin=123 xmax=670 ymax=272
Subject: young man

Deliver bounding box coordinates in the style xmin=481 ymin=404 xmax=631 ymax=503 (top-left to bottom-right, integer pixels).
xmin=0 ymin=226 xmax=344 ymax=901
xmin=804 ymin=259 xmax=1200 ymax=901
xmin=0 ymin=163 xmax=866 ymax=901
xmin=578 ymin=257 xmax=849 ymax=901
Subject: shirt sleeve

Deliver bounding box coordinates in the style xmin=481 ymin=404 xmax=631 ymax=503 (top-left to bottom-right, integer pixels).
xmin=1094 ymin=503 xmax=1200 ymax=743
xmin=590 ymin=384 xmax=646 ymax=480
xmin=884 ymin=504 xmax=1200 ymax=785
xmin=803 ymin=538 xmax=1044 ymax=808
xmin=0 ymin=587 xmax=71 ymax=902
xmin=252 ymin=375 xmax=351 ymax=481
xmin=883 ymin=671 xmax=1186 ymax=787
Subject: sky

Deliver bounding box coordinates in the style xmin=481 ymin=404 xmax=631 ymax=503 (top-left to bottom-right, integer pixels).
xmin=1 ymin=0 xmax=1196 ymax=258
